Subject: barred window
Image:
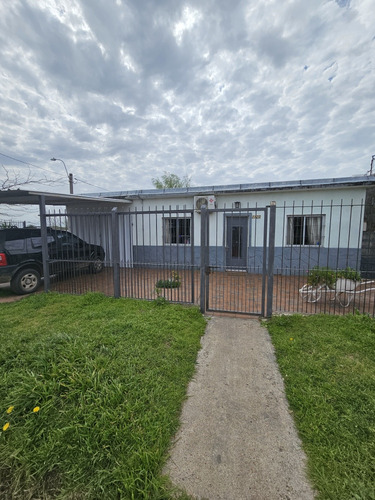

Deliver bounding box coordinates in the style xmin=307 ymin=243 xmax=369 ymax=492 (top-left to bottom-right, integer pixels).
xmin=287 ymin=215 xmax=323 ymax=245
xmin=163 ymin=218 xmax=191 ymax=244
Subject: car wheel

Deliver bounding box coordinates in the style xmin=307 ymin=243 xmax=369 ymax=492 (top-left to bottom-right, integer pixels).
xmin=11 ymin=268 xmax=41 ymax=295
xmin=90 ymin=255 xmax=104 ymax=274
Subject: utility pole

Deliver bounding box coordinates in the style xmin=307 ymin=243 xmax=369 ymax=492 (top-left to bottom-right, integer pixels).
xmin=50 ymin=157 xmax=73 ymax=194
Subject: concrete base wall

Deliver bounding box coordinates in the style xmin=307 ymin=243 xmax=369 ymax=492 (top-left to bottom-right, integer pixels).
xmin=132 ymin=245 xmax=362 ymax=275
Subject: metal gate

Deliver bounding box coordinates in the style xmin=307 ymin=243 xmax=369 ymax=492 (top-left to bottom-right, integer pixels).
xmin=199 ymin=204 xmax=276 ymax=316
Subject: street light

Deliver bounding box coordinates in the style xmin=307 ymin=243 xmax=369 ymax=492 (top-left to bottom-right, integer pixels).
xmin=50 ymin=157 xmax=74 ymax=194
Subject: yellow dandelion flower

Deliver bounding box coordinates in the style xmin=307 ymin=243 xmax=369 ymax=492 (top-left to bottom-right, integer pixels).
xmin=3 ymin=422 xmax=10 ymax=431
xmin=33 ymin=406 xmax=40 ymax=413
xmin=6 ymin=406 xmax=14 ymax=414
xmin=289 ymin=338 xmax=294 ymax=341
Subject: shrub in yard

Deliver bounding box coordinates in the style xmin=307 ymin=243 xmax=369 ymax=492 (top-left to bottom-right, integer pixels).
xmin=156 ymin=271 xmax=181 ymax=289
xmin=156 ymin=279 xmax=181 ymax=289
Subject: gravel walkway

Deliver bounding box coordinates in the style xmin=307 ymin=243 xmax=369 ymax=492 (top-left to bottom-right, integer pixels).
xmin=164 ymin=316 xmax=316 ymax=500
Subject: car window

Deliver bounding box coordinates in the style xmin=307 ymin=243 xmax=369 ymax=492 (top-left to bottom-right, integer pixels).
xmin=73 ymin=235 xmax=84 ymax=245
xmin=53 ymin=232 xmax=66 ymax=242
xmin=31 ymin=236 xmax=54 ymax=249
xmin=58 ymin=233 xmax=82 ymax=246
xmin=5 ymin=239 xmax=25 ymax=252
xmin=54 ymin=232 xmax=71 ymax=243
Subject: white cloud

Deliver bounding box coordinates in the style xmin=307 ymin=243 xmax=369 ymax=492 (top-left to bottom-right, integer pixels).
xmin=173 ymin=6 xmax=202 ymax=45
xmin=0 ymin=0 xmax=374 ymax=210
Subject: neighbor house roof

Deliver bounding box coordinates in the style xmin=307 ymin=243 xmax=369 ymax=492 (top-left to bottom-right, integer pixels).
xmin=88 ymin=175 xmax=375 ymax=200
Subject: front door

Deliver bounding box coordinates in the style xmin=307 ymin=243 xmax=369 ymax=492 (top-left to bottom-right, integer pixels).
xmin=226 ymin=216 xmax=248 ymax=269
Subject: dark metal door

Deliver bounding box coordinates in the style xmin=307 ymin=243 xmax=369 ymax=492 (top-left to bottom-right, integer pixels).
xmin=226 ymin=216 xmax=248 ymax=269
xmin=200 ymin=206 xmax=274 ymax=317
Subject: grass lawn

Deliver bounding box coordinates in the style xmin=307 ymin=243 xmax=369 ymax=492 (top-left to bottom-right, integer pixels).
xmin=267 ymin=314 xmax=375 ymax=500
xmin=0 ymin=292 xmax=206 ymax=499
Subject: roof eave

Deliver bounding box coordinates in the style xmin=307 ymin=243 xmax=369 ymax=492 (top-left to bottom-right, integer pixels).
xmin=89 ymin=175 xmax=375 ymax=200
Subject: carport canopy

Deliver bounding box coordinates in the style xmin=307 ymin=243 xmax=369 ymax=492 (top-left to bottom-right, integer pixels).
xmin=0 ymin=188 xmax=130 ymax=207
xmin=0 ymin=189 xmax=131 ymax=293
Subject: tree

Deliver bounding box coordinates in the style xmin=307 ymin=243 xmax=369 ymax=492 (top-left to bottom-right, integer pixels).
xmin=151 ymin=172 xmax=191 ymax=189
xmin=1 ymin=165 xmax=56 ymax=191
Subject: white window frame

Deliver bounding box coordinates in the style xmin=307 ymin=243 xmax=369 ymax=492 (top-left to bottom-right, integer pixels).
xmin=286 ymin=214 xmax=325 ymax=246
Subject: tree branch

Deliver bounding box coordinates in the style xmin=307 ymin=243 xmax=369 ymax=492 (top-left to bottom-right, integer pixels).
xmin=1 ymin=165 xmax=61 ymax=191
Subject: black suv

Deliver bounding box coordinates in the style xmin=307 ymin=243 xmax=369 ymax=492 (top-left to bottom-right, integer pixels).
xmin=0 ymin=227 xmax=105 ymax=294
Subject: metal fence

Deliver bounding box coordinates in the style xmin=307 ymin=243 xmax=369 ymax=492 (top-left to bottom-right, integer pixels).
xmin=38 ymin=198 xmax=375 ymax=317
xmin=45 ymin=208 xmax=199 ymax=307
xmin=0 ymin=220 xmax=30 ymax=228
xmin=272 ymin=200 xmax=375 ymax=316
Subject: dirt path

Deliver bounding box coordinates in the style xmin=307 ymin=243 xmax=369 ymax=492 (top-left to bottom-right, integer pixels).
xmin=0 ymin=284 xmax=24 ymax=303
xmin=164 ymin=316 xmax=315 ymax=500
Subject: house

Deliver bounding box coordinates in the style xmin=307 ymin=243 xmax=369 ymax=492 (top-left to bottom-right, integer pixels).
xmin=65 ymin=175 xmax=375 ymax=277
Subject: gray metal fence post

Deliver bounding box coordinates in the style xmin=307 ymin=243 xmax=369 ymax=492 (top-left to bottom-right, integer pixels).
xmin=261 ymin=205 xmax=269 ymax=317
xmin=266 ymin=202 xmax=276 ymax=317
xmin=200 ymin=205 xmax=208 ymax=313
xmin=190 ymin=210 xmax=195 ymax=304
xmin=39 ymin=195 xmax=50 ymax=292
xmin=111 ymin=207 xmax=120 ymax=298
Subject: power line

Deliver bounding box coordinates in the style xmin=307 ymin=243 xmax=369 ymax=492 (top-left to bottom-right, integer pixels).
xmin=1 ymin=151 xmax=111 ymax=193
xmin=75 ymin=177 xmax=110 ymax=191
xmin=0 ymin=151 xmax=60 ymax=177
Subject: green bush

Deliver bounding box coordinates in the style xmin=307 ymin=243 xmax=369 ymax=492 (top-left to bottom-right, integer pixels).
xmin=307 ymin=266 xmax=361 ymax=288
xmin=307 ymin=267 xmax=336 ymax=288
xmin=156 ymin=271 xmax=181 ymax=289
xmin=338 ymin=267 xmax=361 ymax=282
xmin=156 ymin=279 xmax=181 ymax=289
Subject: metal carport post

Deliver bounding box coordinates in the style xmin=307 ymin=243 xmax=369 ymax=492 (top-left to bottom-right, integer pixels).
xmin=39 ymin=195 xmax=50 ymax=292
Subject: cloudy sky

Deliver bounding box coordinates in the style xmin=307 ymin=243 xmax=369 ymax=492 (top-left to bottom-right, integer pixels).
xmin=0 ymin=0 xmax=374 ymax=198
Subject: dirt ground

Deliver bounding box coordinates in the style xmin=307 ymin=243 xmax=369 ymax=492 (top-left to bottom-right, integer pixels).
xmin=0 ymin=283 xmax=26 ymax=302
xmin=164 ymin=316 xmax=316 ymax=500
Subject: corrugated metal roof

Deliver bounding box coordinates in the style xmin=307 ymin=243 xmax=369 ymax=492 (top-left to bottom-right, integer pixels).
xmin=88 ymin=175 xmax=375 ymax=200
